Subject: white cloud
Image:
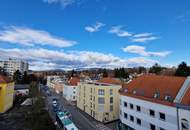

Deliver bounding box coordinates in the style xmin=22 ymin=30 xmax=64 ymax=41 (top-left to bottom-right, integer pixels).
xmin=122 ymin=45 xmax=171 ymax=57
xmin=0 ymin=26 xmax=77 ymax=48
xmin=43 ymin=0 xmax=75 ymax=8
xmin=0 ymin=48 xmax=156 ymax=70
xmin=131 ymin=36 xmax=159 ymax=43
xmin=109 ymin=26 xmax=132 ymax=37
xmin=133 ymin=33 xmax=153 ymax=38
xmin=85 ymin=22 xmax=105 ymax=33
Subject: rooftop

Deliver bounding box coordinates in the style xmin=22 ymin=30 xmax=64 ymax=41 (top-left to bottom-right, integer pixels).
xmin=97 ymin=77 xmax=122 ymax=85
xmin=119 ymin=74 xmax=189 ymax=106
xmin=68 ymin=77 xmax=80 ymax=86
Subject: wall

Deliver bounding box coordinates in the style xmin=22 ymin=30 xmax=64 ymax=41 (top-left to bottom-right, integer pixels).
xmin=178 ymin=108 xmax=190 ymax=130
xmin=0 ymin=82 xmax=14 ymax=113
xmin=77 ymin=82 xmax=121 ymax=123
xmin=120 ymin=95 xmax=178 ymax=130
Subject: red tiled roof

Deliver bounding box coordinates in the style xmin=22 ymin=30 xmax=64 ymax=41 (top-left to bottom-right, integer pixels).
xmin=0 ymin=75 xmax=12 ymax=83
xmin=98 ymin=77 xmax=122 ymax=85
xmin=181 ymin=87 xmax=190 ymax=106
xmin=68 ymin=77 xmax=80 ymax=86
xmin=119 ymin=75 xmax=186 ymax=106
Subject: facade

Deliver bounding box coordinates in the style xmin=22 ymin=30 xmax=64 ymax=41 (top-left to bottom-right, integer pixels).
xmin=0 ymin=75 xmax=14 ymax=113
xmin=46 ymin=76 xmax=67 ymax=93
xmin=63 ymin=77 xmax=80 ymax=102
xmin=0 ymin=59 xmax=28 ymax=77
xmin=119 ymin=75 xmax=190 ymax=130
xmin=77 ymin=78 xmax=122 ymax=123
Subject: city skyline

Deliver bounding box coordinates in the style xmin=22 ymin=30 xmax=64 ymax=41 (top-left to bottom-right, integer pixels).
xmin=0 ymin=0 xmax=190 ymax=70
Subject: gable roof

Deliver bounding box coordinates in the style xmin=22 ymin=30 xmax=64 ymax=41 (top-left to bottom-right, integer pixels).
xmin=97 ymin=77 xmax=122 ymax=85
xmin=120 ymin=74 xmax=186 ymax=106
xmin=0 ymin=75 xmax=12 ymax=83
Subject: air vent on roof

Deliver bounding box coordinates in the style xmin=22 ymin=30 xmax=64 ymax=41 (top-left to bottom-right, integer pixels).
xmin=154 ymin=92 xmax=160 ymax=99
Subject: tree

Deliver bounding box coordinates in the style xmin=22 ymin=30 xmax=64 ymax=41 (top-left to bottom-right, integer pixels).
xmin=102 ymin=69 xmax=108 ymax=77
xmin=149 ymin=63 xmax=162 ymax=74
xmin=175 ymin=62 xmax=190 ymax=77
xmin=114 ymin=68 xmax=129 ymax=79
xmin=13 ymin=70 xmax=22 ymax=84
xmin=22 ymin=71 xmax=29 ymax=84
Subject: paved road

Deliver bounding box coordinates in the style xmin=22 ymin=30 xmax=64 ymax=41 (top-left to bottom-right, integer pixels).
xmin=41 ymin=85 xmax=99 ymax=130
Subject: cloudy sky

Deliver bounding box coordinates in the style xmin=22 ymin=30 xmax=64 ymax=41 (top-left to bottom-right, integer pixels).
xmin=0 ymin=0 xmax=190 ymax=70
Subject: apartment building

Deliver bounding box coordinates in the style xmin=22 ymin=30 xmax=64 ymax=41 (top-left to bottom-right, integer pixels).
xmin=46 ymin=76 xmax=67 ymax=93
xmin=0 ymin=75 xmax=14 ymax=113
xmin=63 ymin=77 xmax=80 ymax=102
xmin=77 ymin=77 xmax=122 ymax=123
xmin=0 ymin=59 xmax=28 ymax=77
xmin=119 ymin=75 xmax=190 ymax=130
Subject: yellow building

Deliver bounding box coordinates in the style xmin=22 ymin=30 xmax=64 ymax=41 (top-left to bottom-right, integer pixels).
xmin=0 ymin=75 xmax=14 ymax=113
xmin=77 ymin=78 xmax=122 ymax=123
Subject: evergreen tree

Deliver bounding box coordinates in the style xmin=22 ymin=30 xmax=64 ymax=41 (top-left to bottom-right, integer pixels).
xmin=149 ymin=63 xmax=162 ymax=74
xmin=175 ymin=62 xmax=190 ymax=77
xmin=102 ymin=69 xmax=108 ymax=77
xmin=13 ymin=70 xmax=22 ymax=84
xmin=22 ymin=71 xmax=29 ymax=84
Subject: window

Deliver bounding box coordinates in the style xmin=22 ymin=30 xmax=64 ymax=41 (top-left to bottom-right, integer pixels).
xmin=136 ymin=105 xmax=141 ymax=112
xmin=110 ymin=89 xmax=113 ymax=95
xmin=150 ymin=124 xmax=156 ymax=130
xmin=98 ymin=105 xmax=104 ymax=112
xmin=90 ymin=88 xmax=92 ymax=93
xmin=130 ymin=115 xmax=134 ymax=122
xmin=98 ymin=97 xmax=105 ymax=104
xmin=110 ymin=105 xmax=113 ymax=112
xmin=110 ymin=97 xmax=113 ymax=104
xmin=124 ymin=102 xmax=127 ymax=107
xmin=150 ymin=109 xmax=155 ymax=117
xmin=124 ymin=113 xmax=128 ymax=119
xmin=160 ymin=128 xmax=166 ymax=130
xmin=159 ymin=112 xmax=166 ymax=121
xmin=181 ymin=118 xmax=189 ymax=130
xmin=136 ymin=118 xmax=141 ymax=125
xmin=130 ymin=104 xmax=134 ymax=109
xmin=98 ymin=89 xmax=105 ymax=95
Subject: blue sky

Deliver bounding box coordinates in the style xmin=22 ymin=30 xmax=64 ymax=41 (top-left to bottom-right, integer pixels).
xmin=0 ymin=0 xmax=190 ymax=70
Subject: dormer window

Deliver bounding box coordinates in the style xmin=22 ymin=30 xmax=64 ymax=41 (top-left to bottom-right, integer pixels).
xmin=154 ymin=92 xmax=160 ymax=99
xmin=164 ymin=95 xmax=172 ymax=101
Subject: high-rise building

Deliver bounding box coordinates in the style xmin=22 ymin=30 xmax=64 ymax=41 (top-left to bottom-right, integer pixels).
xmin=0 ymin=59 xmax=28 ymax=77
xmin=77 ymin=77 xmax=122 ymax=123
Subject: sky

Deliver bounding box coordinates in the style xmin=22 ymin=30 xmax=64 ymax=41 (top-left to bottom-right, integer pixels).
xmin=0 ymin=0 xmax=190 ymax=70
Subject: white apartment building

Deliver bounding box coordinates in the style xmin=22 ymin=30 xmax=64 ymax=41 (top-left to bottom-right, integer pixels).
xmin=119 ymin=75 xmax=190 ymax=130
xmin=0 ymin=59 xmax=28 ymax=76
xmin=63 ymin=77 xmax=80 ymax=102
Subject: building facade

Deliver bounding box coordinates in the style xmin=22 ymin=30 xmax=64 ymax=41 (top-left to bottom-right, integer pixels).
xmin=0 ymin=59 xmax=28 ymax=77
xmin=119 ymin=75 xmax=190 ymax=130
xmin=63 ymin=77 xmax=80 ymax=102
xmin=77 ymin=78 xmax=122 ymax=123
xmin=0 ymin=75 xmax=14 ymax=113
xmin=46 ymin=75 xmax=68 ymax=94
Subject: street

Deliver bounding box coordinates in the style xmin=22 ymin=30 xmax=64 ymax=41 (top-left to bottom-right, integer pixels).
xmin=41 ymin=85 xmax=112 ymax=130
